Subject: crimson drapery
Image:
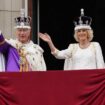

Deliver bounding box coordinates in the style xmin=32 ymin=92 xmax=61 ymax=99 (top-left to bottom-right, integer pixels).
xmin=0 ymin=69 xmax=105 ymax=105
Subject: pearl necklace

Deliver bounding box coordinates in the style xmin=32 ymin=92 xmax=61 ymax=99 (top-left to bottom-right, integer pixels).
xmin=79 ymin=42 xmax=91 ymax=49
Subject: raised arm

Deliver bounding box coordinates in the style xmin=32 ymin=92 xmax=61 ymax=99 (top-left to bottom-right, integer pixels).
xmin=38 ymin=32 xmax=73 ymax=59
xmin=38 ymin=32 xmax=57 ymax=53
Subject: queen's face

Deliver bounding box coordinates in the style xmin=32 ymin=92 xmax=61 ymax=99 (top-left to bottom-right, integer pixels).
xmin=16 ymin=28 xmax=31 ymax=43
xmin=77 ymin=29 xmax=89 ymax=42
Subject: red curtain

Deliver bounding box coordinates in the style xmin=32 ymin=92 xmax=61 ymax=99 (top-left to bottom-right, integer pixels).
xmin=0 ymin=69 xmax=105 ymax=105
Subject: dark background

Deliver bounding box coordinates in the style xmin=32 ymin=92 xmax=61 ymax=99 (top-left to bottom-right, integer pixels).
xmin=33 ymin=0 xmax=105 ymax=70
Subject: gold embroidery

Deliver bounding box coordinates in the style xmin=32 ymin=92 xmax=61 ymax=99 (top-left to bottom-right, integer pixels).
xmin=18 ymin=47 xmax=29 ymax=72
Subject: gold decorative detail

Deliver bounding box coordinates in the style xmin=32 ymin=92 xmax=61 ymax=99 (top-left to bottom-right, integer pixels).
xmin=18 ymin=47 xmax=29 ymax=72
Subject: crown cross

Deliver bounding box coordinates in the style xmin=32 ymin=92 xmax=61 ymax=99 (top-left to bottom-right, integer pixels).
xmin=81 ymin=8 xmax=84 ymax=16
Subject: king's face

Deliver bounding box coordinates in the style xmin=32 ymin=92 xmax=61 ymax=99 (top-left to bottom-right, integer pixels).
xmin=16 ymin=28 xmax=31 ymax=43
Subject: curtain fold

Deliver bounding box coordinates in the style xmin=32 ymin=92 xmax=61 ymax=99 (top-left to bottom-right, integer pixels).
xmin=0 ymin=69 xmax=105 ymax=105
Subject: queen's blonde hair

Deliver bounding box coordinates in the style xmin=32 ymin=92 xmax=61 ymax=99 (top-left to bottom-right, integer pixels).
xmin=74 ymin=29 xmax=94 ymax=42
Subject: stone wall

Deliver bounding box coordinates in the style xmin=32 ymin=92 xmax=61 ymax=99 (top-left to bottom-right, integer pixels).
xmin=0 ymin=0 xmax=23 ymax=38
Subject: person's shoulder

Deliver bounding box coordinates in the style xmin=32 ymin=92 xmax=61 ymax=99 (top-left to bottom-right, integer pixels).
xmin=68 ymin=43 xmax=78 ymax=48
xmin=91 ymin=41 xmax=102 ymax=50
xmin=33 ymin=43 xmax=44 ymax=53
xmin=5 ymin=38 xmax=16 ymax=45
xmin=91 ymin=41 xmax=100 ymax=46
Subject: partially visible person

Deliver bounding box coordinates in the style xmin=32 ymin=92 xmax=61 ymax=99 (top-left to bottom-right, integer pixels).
xmin=0 ymin=51 xmax=5 ymax=72
xmin=0 ymin=8 xmax=46 ymax=72
xmin=39 ymin=8 xmax=105 ymax=70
